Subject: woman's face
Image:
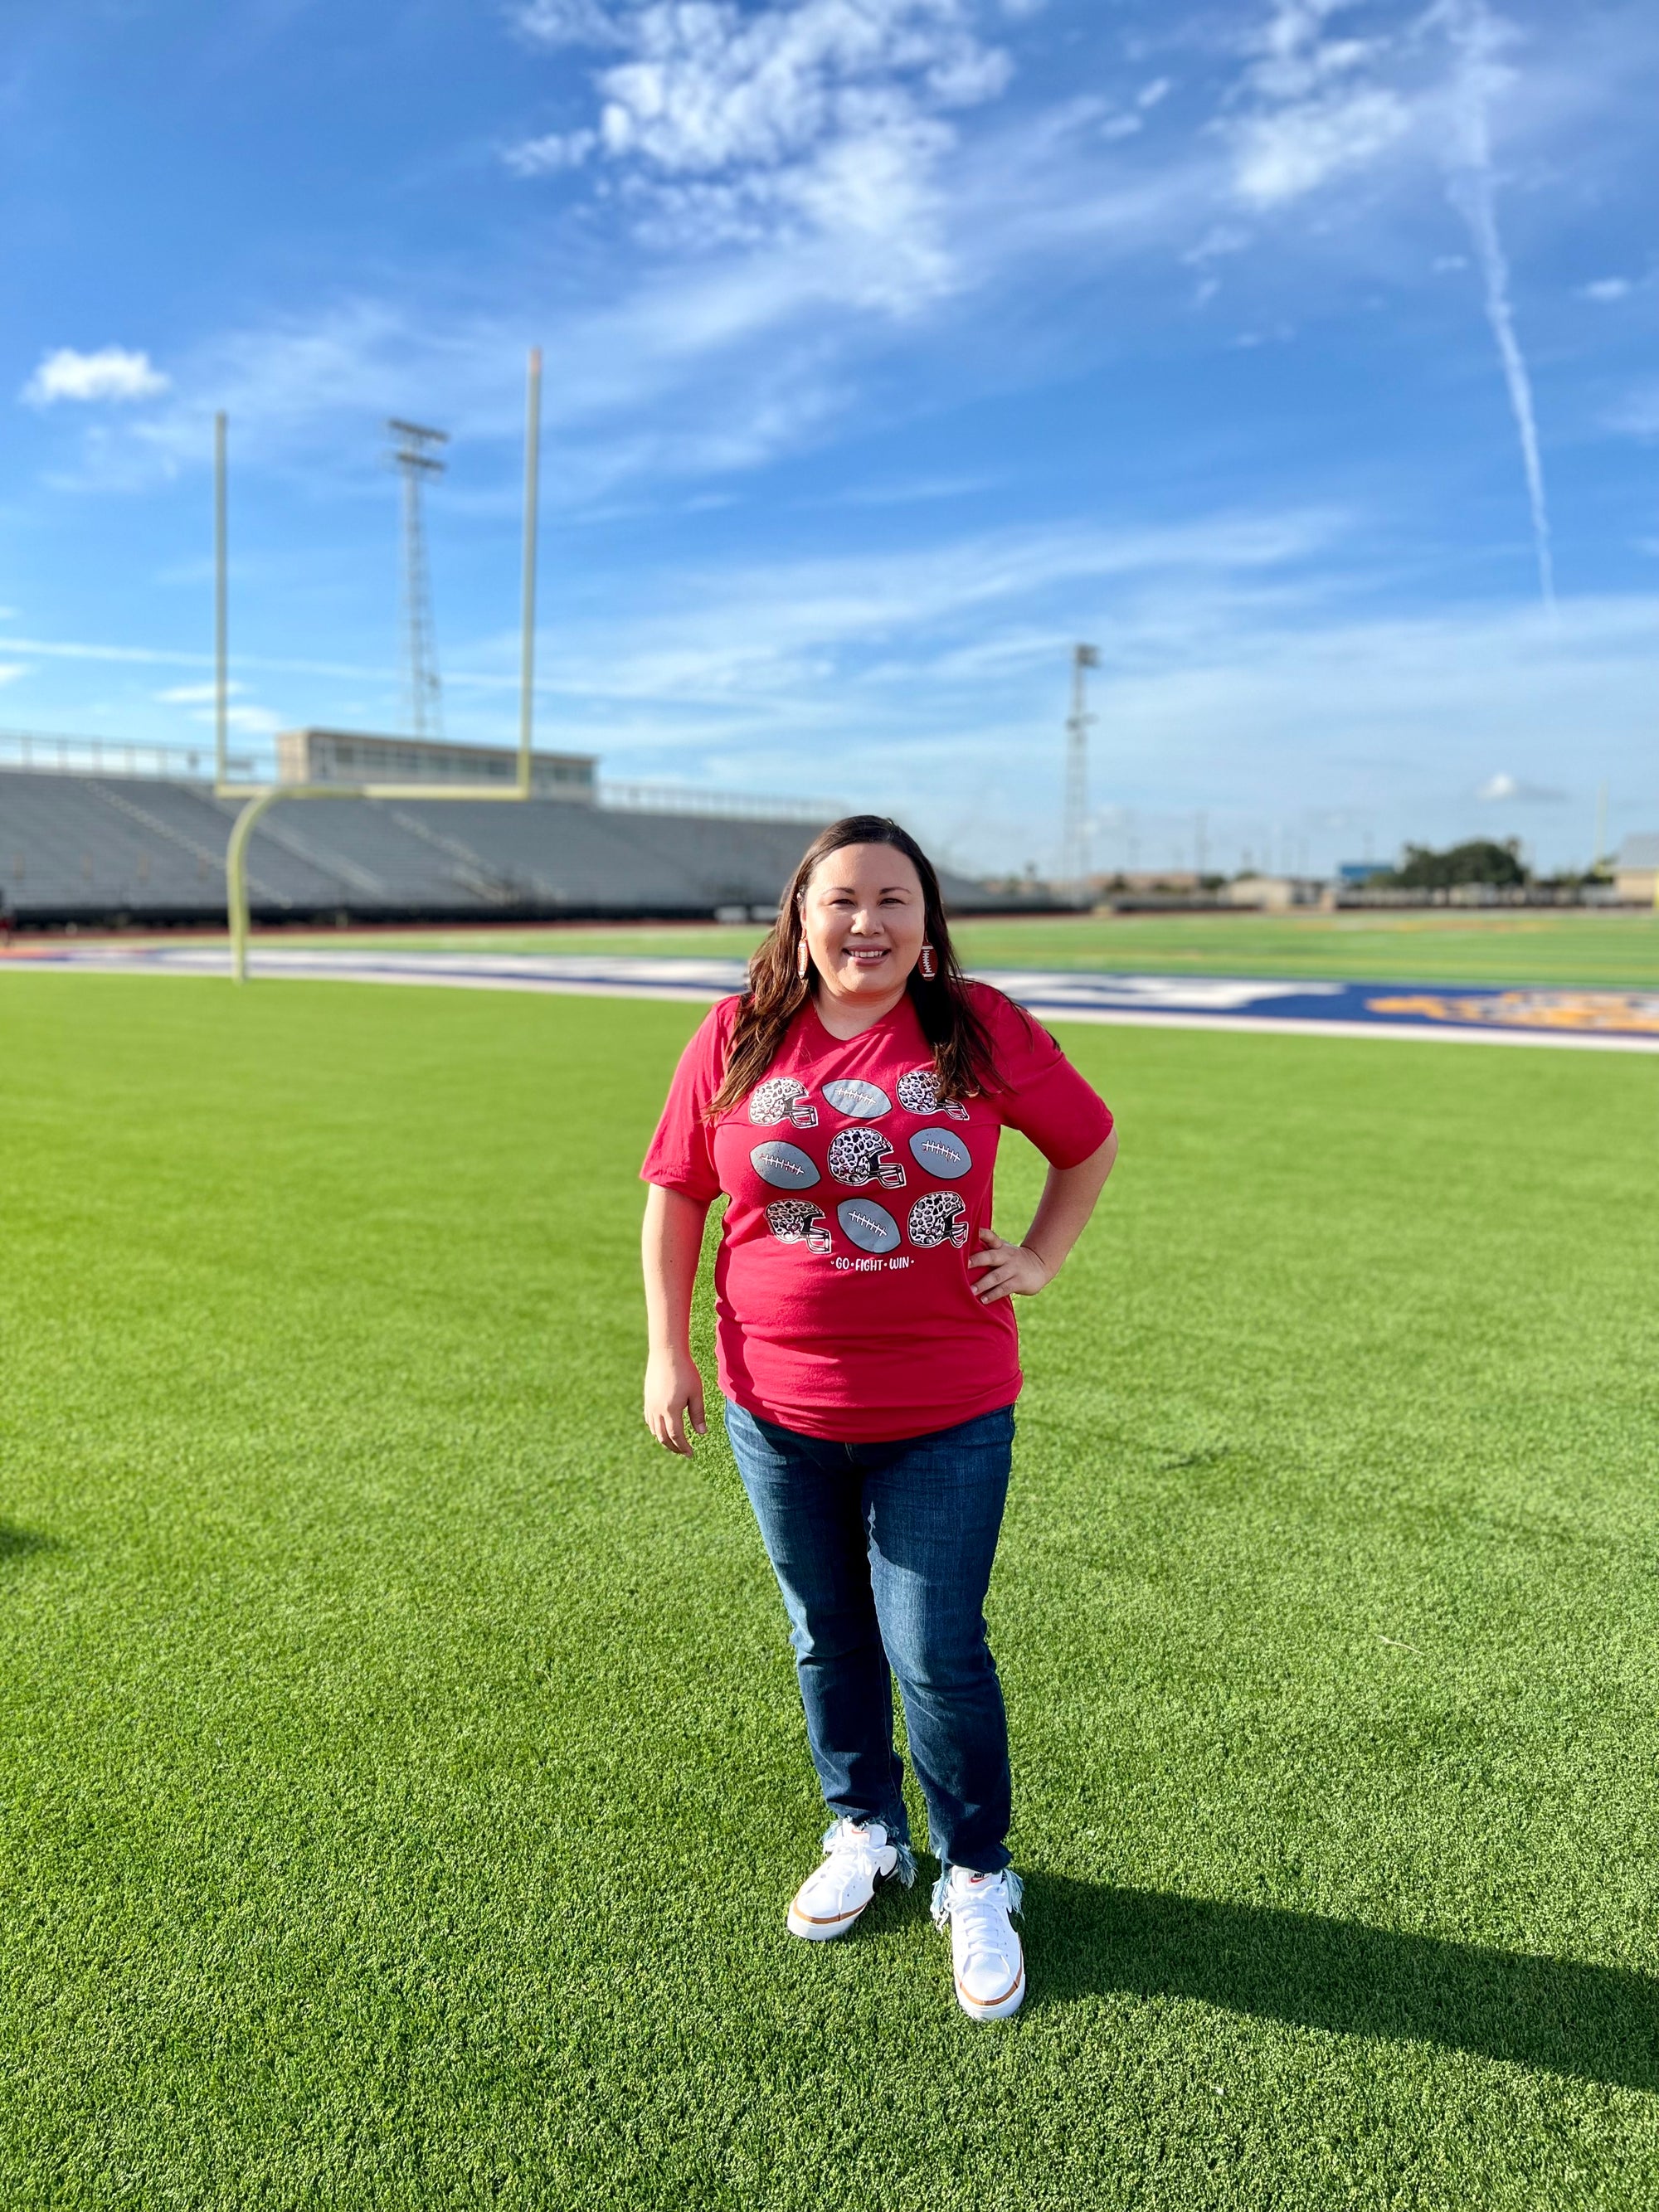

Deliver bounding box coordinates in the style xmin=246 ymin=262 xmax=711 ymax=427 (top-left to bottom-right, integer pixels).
xmin=800 ymin=843 xmax=927 ymax=1003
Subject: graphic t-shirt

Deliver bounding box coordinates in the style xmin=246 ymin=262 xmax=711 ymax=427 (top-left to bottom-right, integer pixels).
xmin=641 ymin=981 xmax=1113 ymax=1441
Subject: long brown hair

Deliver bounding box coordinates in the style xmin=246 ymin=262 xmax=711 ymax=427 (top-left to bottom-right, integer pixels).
xmin=708 ymin=814 xmax=1000 ymax=1117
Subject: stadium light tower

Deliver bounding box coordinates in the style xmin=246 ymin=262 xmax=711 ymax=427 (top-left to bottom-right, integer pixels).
xmin=216 ymin=349 xmax=543 ymax=982
xmin=388 ymin=417 xmax=449 ymax=741
xmin=1062 ymin=643 xmax=1100 ymax=902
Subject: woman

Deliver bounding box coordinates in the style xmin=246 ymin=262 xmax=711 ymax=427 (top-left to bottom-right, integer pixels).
xmin=640 ymin=816 xmax=1116 ymax=2021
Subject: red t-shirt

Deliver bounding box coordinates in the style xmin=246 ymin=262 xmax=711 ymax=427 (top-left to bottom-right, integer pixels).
xmin=641 ymin=981 xmax=1113 ymax=1441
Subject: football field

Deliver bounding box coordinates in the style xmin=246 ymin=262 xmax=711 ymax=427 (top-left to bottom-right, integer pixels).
xmin=1 ymin=949 xmax=1656 ymax=2207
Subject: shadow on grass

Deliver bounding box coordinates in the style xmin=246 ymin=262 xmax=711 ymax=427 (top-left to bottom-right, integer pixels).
xmin=1027 ymin=1877 xmax=1659 ymax=2090
xmin=0 ymin=1521 xmax=58 ymax=1563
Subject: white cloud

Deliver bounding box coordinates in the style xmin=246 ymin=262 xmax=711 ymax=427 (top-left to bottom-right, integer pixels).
xmin=157 ymin=680 xmax=244 ymax=703
xmin=1439 ymin=0 xmax=1554 ymax=609
xmin=1580 ymin=275 xmax=1631 ymax=302
xmin=515 ymin=0 xmax=620 ymax=46
xmin=23 ymin=347 xmax=169 ymax=406
xmin=1608 ymin=383 xmax=1659 ymax=439
xmin=189 ymin=702 xmax=282 ymax=736
xmin=0 ymin=663 xmax=27 ymax=686
xmin=1476 ymin=770 xmax=1565 ymax=803
xmin=506 ymin=0 xmax=1016 ymax=307
xmin=1227 ymin=0 xmax=1417 ymax=208
xmin=504 ymin=129 xmax=598 ymax=173
xmin=1233 ymin=85 xmax=1410 ymax=206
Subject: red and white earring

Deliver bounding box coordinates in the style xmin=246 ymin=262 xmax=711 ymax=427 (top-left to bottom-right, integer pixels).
xmin=796 ymin=937 xmax=811 ymax=980
xmin=918 ymin=943 xmax=938 ymax=980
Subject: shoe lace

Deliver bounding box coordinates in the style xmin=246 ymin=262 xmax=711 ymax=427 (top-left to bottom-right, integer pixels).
xmin=820 ymin=1818 xmax=890 ymax=1882
xmin=932 ymin=1865 xmax=1024 ymax=1940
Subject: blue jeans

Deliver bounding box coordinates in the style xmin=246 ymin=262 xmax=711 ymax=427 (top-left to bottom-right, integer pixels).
xmin=724 ymin=1399 xmax=1015 ymax=1875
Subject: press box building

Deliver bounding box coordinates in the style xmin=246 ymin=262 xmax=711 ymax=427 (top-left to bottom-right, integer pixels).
xmin=275 ymin=728 xmax=596 ymax=800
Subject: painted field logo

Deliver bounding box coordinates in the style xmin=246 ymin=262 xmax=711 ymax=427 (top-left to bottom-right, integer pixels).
xmin=1367 ymin=990 xmax=1659 ymax=1036
xmin=750 ymin=1140 xmax=820 ymax=1190
xmin=907 ymin=1127 xmax=971 ymax=1179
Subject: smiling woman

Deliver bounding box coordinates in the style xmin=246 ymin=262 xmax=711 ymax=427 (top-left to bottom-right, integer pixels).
xmin=639 ymin=813 xmax=1117 ymax=2021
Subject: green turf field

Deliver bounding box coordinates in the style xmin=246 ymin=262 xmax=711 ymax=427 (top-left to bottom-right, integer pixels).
xmin=2 ymin=976 xmax=1656 ymax=2208
xmin=241 ymin=906 xmax=1659 ymax=990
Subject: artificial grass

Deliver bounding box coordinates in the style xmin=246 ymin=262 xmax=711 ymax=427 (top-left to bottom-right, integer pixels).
xmin=187 ymin=906 xmax=1659 ymax=990
xmin=0 ymin=975 xmax=1656 ymax=2209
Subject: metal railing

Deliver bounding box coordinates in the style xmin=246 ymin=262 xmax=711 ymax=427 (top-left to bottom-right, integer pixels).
xmin=0 ymin=727 xmax=265 ymax=781
xmin=0 ymin=727 xmax=839 ymax=827
xmin=596 ymin=780 xmax=836 ymax=824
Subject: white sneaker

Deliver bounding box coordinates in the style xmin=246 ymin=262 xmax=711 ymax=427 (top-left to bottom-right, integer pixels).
xmin=933 ymin=1865 xmax=1025 ymax=2020
xmin=786 ymin=1819 xmax=901 ymax=1941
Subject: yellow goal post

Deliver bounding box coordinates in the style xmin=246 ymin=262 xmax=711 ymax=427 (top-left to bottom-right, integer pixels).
xmin=213 ymin=348 xmax=544 ymax=981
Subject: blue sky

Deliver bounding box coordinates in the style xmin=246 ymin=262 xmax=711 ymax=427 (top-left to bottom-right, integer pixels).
xmin=2 ymin=0 xmax=1657 ymax=877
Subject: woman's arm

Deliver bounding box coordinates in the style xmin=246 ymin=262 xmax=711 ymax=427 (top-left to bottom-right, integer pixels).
xmin=967 ymin=1126 xmax=1117 ymax=1303
xmin=642 ymin=1182 xmax=714 ymax=1455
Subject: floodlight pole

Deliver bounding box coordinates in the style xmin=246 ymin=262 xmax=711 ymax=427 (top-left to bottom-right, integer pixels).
xmin=1063 ymin=643 xmax=1099 ymax=904
xmin=217 ymin=348 xmax=547 ymax=982
xmin=518 ymin=346 xmax=542 ymax=798
xmin=214 ymin=412 xmax=228 ymax=792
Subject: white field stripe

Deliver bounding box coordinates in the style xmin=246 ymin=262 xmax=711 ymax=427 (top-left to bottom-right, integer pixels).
xmin=5 ymin=946 xmax=1657 ymax=1053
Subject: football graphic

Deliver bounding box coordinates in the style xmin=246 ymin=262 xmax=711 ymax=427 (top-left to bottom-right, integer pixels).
xmin=765 ymin=1199 xmax=832 ymax=1255
xmin=907 ymin=1127 xmax=971 ymax=1179
xmin=896 ymin=1067 xmax=970 ymax=1121
xmin=908 ymin=1189 xmax=970 ymax=1250
xmin=820 ymin=1077 xmax=891 ymax=1120
xmin=751 ymin=1140 xmax=820 ymax=1190
xmin=837 ymin=1198 xmax=901 ymax=1254
xmin=748 ymin=1075 xmax=818 ymax=1130
xmin=827 ymin=1126 xmax=906 ymax=1190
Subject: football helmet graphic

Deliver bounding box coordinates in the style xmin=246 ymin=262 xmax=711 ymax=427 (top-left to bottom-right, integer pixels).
xmin=907 ymin=1189 xmax=970 ymax=1250
xmin=826 ymin=1125 xmax=907 ymax=1190
xmin=896 ymin=1067 xmax=970 ymax=1121
xmin=748 ymin=1075 xmax=818 ymax=1130
xmin=765 ymin=1199 xmax=833 ymax=1255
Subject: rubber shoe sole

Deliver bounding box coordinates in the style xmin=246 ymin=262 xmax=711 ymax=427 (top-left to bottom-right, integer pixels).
xmin=956 ymin=1957 xmax=1026 ymax=2020
xmin=786 ymin=1872 xmax=892 ymax=1942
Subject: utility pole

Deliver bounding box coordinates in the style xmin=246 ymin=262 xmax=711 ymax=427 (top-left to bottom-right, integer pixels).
xmin=388 ymin=417 xmax=448 ymax=740
xmin=1063 ymin=642 xmax=1099 ymax=902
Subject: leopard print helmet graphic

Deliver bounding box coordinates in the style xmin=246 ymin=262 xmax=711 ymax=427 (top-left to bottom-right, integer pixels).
xmin=765 ymin=1199 xmax=832 ymax=1255
xmin=748 ymin=1075 xmax=818 ymax=1130
xmin=827 ymin=1125 xmax=906 ymax=1190
xmin=907 ymin=1189 xmax=970 ymax=1250
xmin=896 ymin=1066 xmax=970 ymax=1121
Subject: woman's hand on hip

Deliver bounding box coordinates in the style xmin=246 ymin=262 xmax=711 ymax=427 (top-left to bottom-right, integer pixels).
xmin=644 ymin=1348 xmax=708 ymax=1456
xmin=967 ymin=1228 xmax=1055 ymax=1303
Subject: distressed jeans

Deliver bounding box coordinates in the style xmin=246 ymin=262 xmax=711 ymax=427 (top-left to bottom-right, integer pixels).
xmin=724 ymin=1398 xmax=1015 ymax=1875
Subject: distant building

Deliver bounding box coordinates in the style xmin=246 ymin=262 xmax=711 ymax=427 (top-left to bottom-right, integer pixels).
xmin=1613 ymin=834 xmax=1659 ymax=905
xmin=275 ymin=727 xmax=596 ymax=800
xmin=1220 ymin=874 xmax=1321 ymax=911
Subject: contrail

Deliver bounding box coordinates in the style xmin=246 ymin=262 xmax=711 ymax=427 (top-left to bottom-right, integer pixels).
xmin=1440 ymin=0 xmax=1554 ymax=610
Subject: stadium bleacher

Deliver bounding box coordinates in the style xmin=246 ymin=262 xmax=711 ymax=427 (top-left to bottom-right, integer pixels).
xmin=0 ymin=772 xmax=1010 ymax=926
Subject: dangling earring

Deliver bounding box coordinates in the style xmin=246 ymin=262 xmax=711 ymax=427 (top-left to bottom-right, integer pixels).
xmin=796 ymin=937 xmax=811 ymax=980
xmin=918 ymin=943 xmax=938 ymax=980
